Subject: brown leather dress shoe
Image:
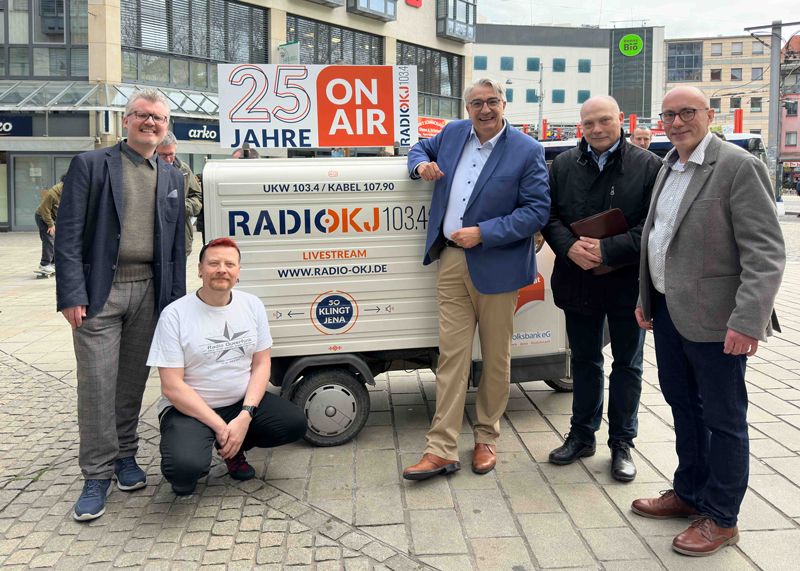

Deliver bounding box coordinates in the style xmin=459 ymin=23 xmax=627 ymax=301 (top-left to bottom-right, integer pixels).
xmin=672 ymin=517 xmax=739 ymax=556
xmin=631 ymin=489 xmax=699 ymax=519
xmin=472 ymin=443 xmax=496 ymax=474
xmin=402 ymin=453 xmax=460 ymax=481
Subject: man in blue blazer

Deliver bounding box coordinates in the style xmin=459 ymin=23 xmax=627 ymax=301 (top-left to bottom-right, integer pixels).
xmin=402 ymin=78 xmax=550 ymax=480
xmin=55 ymin=89 xmax=186 ymax=521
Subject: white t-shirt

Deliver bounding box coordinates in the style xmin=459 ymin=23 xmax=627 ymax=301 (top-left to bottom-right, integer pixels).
xmin=147 ymin=289 xmax=273 ymax=414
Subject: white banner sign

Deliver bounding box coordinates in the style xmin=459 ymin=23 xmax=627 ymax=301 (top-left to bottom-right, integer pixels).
xmin=218 ymin=64 xmax=418 ymax=150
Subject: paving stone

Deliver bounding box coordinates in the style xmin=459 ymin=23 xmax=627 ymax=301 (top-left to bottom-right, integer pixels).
xmin=642 ymin=534 xmax=753 ymax=570
xmin=361 ymin=524 xmax=409 ymax=554
xmin=469 ymin=537 xmax=534 ymax=571
xmin=518 ymin=513 xmax=595 ymax=567
xmin=739 ymin=528 xmax=800 ymax=570
xmin=315 ymin=546 xmax=342 ymax=561
xmin=356 ymin=449 xmax=400 ymax=487
xmin=319 ymin=520 xmax=351 ymax=540
xmin=113 ymin=551 xmax=147 ymax=567
xmin=496 ymin=470 xmax=561 ymax=513
xmin=454 ymin=487 xmax=517 ymax=538
xmin=401 ymin=469 xmax=454 ymax=510
xmin=285 ymin=546 xmax=313 ymax=565
xmin=748 ymin=474 xmax=800 ymax=517
xmin=408 ymin=509 xmax=468 ymax=555
xmin=419 ymin=555 xmax=473 ymax=571
xmin=260 ymin=532 xmax=285 ymax=547
xmin=361 ymin=541 xmax=396 ymax=562
xmin=148 ymin=543 xmax=177 ymax=560
xmin=552 ymin=483 xmax=626 ymax=528
xmin=355 ymin=486 xmax=404 ymax=526
xmin=308 ymin=465 xmax=354 ymax=501
xmin=581 ymin=527 xmax=650 ymax=560
xmin=29 ymin=552 xmax=62 ymax=568
xmin=339 ymin=532 xmax=373 ymax=551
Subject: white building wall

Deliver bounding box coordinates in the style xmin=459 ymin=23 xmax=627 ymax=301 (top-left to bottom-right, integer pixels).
xmin=650 ymin=26 xmax=666 ymax=118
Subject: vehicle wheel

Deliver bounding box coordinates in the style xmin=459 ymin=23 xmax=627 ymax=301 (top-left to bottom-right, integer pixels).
xmin=291 ymin=368 xmax=371 ymax=447
xmin=544 ymin=378 xmax=573 ymax=392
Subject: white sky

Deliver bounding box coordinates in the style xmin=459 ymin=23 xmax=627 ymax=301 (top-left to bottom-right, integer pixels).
xmin=478 ymin=0 xmax=800 ymax=42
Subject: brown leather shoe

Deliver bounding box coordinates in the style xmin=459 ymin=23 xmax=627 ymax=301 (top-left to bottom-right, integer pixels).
xmin=472 ymin=443 xmax=496 ymax=474
xmin=631 ymin=490 xmax=699 ymax=519
xmin=672 ymin=517 xmax=739 ymax=557
xmin=402 ymin=453 xmax=460 ymax=481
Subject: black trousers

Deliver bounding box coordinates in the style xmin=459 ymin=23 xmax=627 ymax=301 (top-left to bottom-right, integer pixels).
xmin=35 ymin=214 xmax=54 ymax=266
xmin=159 ymin=392 xmax=306 ymax=491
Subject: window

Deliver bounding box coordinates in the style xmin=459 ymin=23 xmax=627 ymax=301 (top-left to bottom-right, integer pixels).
xmin=750 ymin=129 xmax=761 ymax=135
xmin=500 ymin=56 xmax=513 ymax=71
xmin=751 ymin=97 xmax=763 ymax=112
xmin=752 ymin=41 xmax=764 ymax=55
xmin=730 ymin=97 xmax=741 ymax=109
xmin=552 ymin=89 xmax=565 ymax=103
xmin=526 ymin=57 xmax=540 ymax=71
xmin=505 ymin=88 xmax=513 ymax=103
xmin=709 ymin=98 xmax=721 ymax=112
xmin=788 ymin=101 xmax=798 ymax=117
xmin=731 ymin=42 xmax=743 ymax=55
xmin=731 ymin=68 xmax=742 ymax=81
xmin=289 ymin=15 xmax=382 ymax=65
xmin=787 ymin=132 xmax=798 ymax=146
xmin=436 ymin=0 xmax=477 ymax=43
xmin=398 ymin=41 xmax=463 ymax=119
xmin=346 ymin=0 xmax=396 ymax=22
xmin=711 ymin=42 xmax=722 ymax=56
xmin=667 ymin=42 xmax=702 ymax=81
xmin=710 ymin=68 xmax=721 ymax=81
xmin=577 ymin=90 xmax=590 ymax=103
xmin=578 ymin=59 xmax=591 ymax=73
xmin=474 ymin=55 xmax=486 ymax=70
xmin=526 ymin=89 xmax=538 ymax=103
xmin=552 ymin=58 xmax=565 ymax=72
xmin=752 ymin=67 xmax=763 ymax=80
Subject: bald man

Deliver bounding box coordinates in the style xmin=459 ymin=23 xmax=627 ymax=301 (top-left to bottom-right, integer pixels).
xmin=542 ymin=95 xmax=661 ymax=482
xmin=631 ymin=127 xmax=653 ymax=150
xmin=632 ymin=86 xmax=784 ymax=556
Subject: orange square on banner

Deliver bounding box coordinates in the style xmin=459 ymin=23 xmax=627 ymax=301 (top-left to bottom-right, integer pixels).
xmin=317 ymin=66 xmax=395 ymax=147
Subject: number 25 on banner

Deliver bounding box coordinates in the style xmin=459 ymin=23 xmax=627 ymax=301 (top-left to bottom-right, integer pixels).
xmin=228 ymin=65 xmax=311 ymax=124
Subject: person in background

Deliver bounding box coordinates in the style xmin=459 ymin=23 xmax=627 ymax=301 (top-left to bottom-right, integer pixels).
xmin=34 ymin=175 xmax=65 ymax=276
xmin=631 ymin=127 xmax=653 ymax=150
xmin=157 ymin=132 xmax=202 ymax=257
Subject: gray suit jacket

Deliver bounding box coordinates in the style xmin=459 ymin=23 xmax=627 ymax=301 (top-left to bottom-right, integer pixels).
xmin=639 ymin=135 xmax=785 ymax=342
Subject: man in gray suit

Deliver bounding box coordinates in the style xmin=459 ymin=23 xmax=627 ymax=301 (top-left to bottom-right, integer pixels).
xmin=631 ymin=86 xmax=785 ymax=556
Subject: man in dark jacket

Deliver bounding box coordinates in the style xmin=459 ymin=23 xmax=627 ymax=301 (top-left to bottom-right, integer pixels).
xmin=55 ymin=89 xmax=186 ymax=521
xmin=542 ymin=96 xmax=661 ymax=481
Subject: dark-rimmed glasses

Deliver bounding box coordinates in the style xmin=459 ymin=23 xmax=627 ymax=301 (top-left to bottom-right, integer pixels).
xmin=659 ymin=108 xmax=709 ymax=124
xmin=467 ymin=98 xmax=503 ymax=111
xmin=127 ymin=111 xmax=168 ymax=125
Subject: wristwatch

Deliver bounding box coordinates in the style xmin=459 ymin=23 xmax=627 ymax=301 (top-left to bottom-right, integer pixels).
xmin=242 ymin=405 xmax=257 ymax=419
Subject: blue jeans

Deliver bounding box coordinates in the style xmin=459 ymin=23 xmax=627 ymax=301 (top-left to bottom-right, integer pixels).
xmin=564 ymin=310 xmax=644 ymax=447
xmin=652 ymin=293 xmax=748 ymax=528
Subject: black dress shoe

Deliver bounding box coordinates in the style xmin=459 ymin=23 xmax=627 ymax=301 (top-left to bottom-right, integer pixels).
xmin=549 ymin=435 xmax=596 ymax=465
xmin=611 ymin=445 xmax=637 ymax=482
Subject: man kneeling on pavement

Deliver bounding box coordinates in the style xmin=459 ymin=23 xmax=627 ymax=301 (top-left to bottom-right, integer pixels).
xmin=147 ymin=237 xmax=307 ymax=495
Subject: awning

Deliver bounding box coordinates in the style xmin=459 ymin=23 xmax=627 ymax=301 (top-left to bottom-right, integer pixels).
xmin=0 ymin=81 xmax=219 ymax=120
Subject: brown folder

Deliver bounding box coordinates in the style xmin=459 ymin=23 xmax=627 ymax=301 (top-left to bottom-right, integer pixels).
xmin=569 ymin=208 xmax=629 ymax=275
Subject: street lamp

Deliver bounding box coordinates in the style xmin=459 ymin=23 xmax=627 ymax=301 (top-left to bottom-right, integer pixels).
xmin=505 ymin=65 xmax=545 ymax=140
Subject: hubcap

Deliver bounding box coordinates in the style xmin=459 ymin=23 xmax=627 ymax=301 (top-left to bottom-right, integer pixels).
xmin=304 ymin=384 xmax=358 ymax=436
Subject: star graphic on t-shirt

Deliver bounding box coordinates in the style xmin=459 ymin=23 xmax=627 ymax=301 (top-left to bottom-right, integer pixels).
xmin=206 ymin=322 xmax=249 ymax=361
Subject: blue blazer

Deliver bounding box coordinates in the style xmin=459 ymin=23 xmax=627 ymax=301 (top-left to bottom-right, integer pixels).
xmin=55 ymin=143 xmax=186 ymax=318
xmin=408 ymin=120 xmax=550 ymax=294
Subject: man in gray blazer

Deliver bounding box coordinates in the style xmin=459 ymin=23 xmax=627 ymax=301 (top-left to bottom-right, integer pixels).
xmin=631 ymin=86 xmax=785 ymax=556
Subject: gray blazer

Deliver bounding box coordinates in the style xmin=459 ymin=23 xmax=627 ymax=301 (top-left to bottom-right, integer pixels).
xmin=639 ymin=135 xmax=785 ymax=342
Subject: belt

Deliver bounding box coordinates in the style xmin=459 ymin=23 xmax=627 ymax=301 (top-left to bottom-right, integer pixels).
xmin=444 ymin=239 xmax=463 ymax=249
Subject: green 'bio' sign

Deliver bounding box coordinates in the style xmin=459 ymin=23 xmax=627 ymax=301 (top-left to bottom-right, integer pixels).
xmin=619 ymin=34 xmax=644 ymax=57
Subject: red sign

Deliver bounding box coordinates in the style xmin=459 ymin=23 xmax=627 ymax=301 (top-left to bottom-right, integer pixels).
xmin=418 ymin=116 xmax=448 ymax=139
xmin=406 ymin=0 xmax=422 ymax=7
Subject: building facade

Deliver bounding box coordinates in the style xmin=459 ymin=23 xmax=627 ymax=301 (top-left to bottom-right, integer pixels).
xmin=664 ymin=35 xmax=770 ymax=138
xmin=0 ymin=0 xmax=473 ymax=231
xmin=780 ymin=36 xmax=800 ymax=184
xmin=473 ymin=24 xmax=664 ymax=138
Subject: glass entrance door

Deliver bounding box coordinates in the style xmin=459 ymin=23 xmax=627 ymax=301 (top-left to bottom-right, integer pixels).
xmin=11 ymin=155 xmax=74 ymax=230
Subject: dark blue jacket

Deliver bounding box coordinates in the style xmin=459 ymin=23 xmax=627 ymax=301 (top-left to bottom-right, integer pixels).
xmin=407 ymin=120 xmax=551 ymax=294
xmin=55 ymin=143 xmax=186 ymax=318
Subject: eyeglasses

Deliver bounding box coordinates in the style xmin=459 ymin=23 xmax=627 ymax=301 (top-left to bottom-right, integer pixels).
xmin=158 ymin=152 xmax=176 ymax=160
xmin=127 ymin=111 xmax=169 ymax=125
xmin=659 ymin=108 xmax=709 ymax=124
xmin=467 ymin=98 xmax=503 ymax=111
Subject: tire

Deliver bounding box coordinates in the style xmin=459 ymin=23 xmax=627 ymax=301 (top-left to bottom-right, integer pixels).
xmin=544 ymin=378 xmax=573 ymax=392
xmin=291 ymin=368 xmax=371 ymax=447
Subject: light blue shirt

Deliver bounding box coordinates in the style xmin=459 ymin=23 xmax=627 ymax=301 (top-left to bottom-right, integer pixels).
xmin=588 ymin=137 xmax=621 ymax=172
xmin=442 ymin=122 xmax=506 ymax=238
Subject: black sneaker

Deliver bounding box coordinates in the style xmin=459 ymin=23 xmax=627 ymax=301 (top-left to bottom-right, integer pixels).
xmin=225 ymin=451 xmax=256 ymax=481
xmin=548 ymin=434 xmax=596 ymax=465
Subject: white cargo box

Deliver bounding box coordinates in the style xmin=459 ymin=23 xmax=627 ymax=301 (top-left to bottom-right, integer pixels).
xmin=202 ymin=157 xmax=569 ymax=445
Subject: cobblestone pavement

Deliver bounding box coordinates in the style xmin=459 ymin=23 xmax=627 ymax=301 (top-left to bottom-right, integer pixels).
xmin=1 ymin=217 xmax=800 ymax=570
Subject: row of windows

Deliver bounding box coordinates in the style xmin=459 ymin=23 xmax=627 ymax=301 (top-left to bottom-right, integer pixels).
xmin=710 ymin=67 xmax=764 ymax=81
xmin=708 ymin=96 xmax=763 ymax=113
xmin=710 ymin=41 xmax=764 ymax=57
xmin=505 ymin=88 xmax=590 ymax=104
xmin=474 ymin=56 xmax=591 ymax=73
xmin=666 ymin=41 xmax=702 ymax=82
